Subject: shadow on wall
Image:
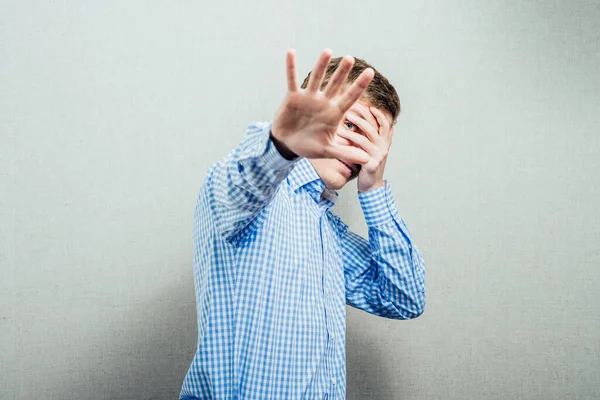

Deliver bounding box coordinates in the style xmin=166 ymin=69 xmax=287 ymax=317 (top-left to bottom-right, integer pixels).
xmin=346 ymin=315 xmax=403 ymax=400
xmin=56 ymin=279 xmax=197 ymax=400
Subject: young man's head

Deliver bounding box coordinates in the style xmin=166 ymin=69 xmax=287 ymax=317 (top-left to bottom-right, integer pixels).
xmin=301 ymin=56 xmax=401 ymax=190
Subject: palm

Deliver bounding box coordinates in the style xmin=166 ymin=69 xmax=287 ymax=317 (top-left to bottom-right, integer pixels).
xmin=277 ymin=92 xmax=339 ymax=136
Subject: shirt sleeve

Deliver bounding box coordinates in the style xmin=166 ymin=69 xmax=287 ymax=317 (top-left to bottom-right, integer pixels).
xmin=340 ymin=180 xmax=426 ymax=320
xmin=201 ymin=121 xmax=300 ymax=244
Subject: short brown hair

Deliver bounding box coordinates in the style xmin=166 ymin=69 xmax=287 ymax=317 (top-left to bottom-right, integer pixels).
xmin=301 ymin=56 xmax=401 ymax=124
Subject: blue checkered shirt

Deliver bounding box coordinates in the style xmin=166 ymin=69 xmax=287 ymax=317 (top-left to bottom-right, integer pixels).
xmin=180 ymin=122 xmax=426 ymax=399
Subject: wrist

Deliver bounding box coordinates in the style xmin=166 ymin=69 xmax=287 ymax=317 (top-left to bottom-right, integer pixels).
xmin=269 ymin=129 xmax=298 ymax=161
xmin=358 ymin=180 xmax=385 ymax=193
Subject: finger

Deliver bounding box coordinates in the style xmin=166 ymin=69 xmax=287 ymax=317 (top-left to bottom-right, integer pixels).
xmin=306 ymin=49 xmax=333 ymax=93
xmin=286 ymin=49 xmax=298 ymax=92
xmin=337 ymin=68 xmax=374 ymax=112
xmin=345 ymin=112 xmax=381 ymax=146
xmin=323 ymin=55 xmax=354 ymax=99
xmin=370 ymin=106 xmax=392 ymax=140
xmin=326 ymin=142 xmax=370 ymax=165
xmin=351 ymin=102 xmax=379 ymax=130
xmin=337 ymin=127 xmax=379 ymax=155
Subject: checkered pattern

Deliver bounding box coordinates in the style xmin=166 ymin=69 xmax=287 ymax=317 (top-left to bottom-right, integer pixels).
xmin=180 ymin=122 xmax=426 ymax=400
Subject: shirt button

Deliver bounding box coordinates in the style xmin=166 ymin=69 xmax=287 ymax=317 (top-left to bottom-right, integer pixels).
xmin=332 ymin=378 xmax=337 ymax=386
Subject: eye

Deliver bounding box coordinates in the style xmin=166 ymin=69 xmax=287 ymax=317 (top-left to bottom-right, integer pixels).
xmin=344 ymin=121 xmax=358 ymax=132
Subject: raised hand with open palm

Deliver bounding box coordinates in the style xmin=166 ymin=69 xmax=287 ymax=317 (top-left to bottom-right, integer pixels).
xmin=271 ymin=49 xmax=374 ymax=165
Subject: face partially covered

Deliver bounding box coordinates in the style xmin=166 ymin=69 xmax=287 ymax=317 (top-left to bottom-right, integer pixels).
xmin=308 ymin=99 xmax=393 ymax=191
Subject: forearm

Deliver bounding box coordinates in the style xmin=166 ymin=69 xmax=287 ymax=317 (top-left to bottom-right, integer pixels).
xmin=203 ymin=122 xmax=299 ymax=243
xmin=367 ymin=218 xmax=426 ymax=317
xmin=345 ymin=181 xmax=425 ymax=319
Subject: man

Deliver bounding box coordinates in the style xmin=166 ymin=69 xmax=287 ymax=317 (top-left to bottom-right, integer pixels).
xmin=180 ymin=49 xmax=425 ymax=400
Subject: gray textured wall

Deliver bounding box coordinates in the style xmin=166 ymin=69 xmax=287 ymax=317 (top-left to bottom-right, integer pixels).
xmin=1 ymin=1 xmax=599 ymax=399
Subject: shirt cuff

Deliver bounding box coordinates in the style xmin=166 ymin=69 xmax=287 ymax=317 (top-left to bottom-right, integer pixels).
xmin=357 ymin=180 xmax=400 ymax=227
xmin=241 ymin=121 xmax=300 ymax=171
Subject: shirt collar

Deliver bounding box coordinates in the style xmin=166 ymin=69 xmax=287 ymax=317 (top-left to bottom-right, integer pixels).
xmin=288 ymin=158 xmax=339 ymax=206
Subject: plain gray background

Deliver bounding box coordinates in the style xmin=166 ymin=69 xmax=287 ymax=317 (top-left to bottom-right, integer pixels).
xmin=2 ymin=0 xmax=599 ymax=399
